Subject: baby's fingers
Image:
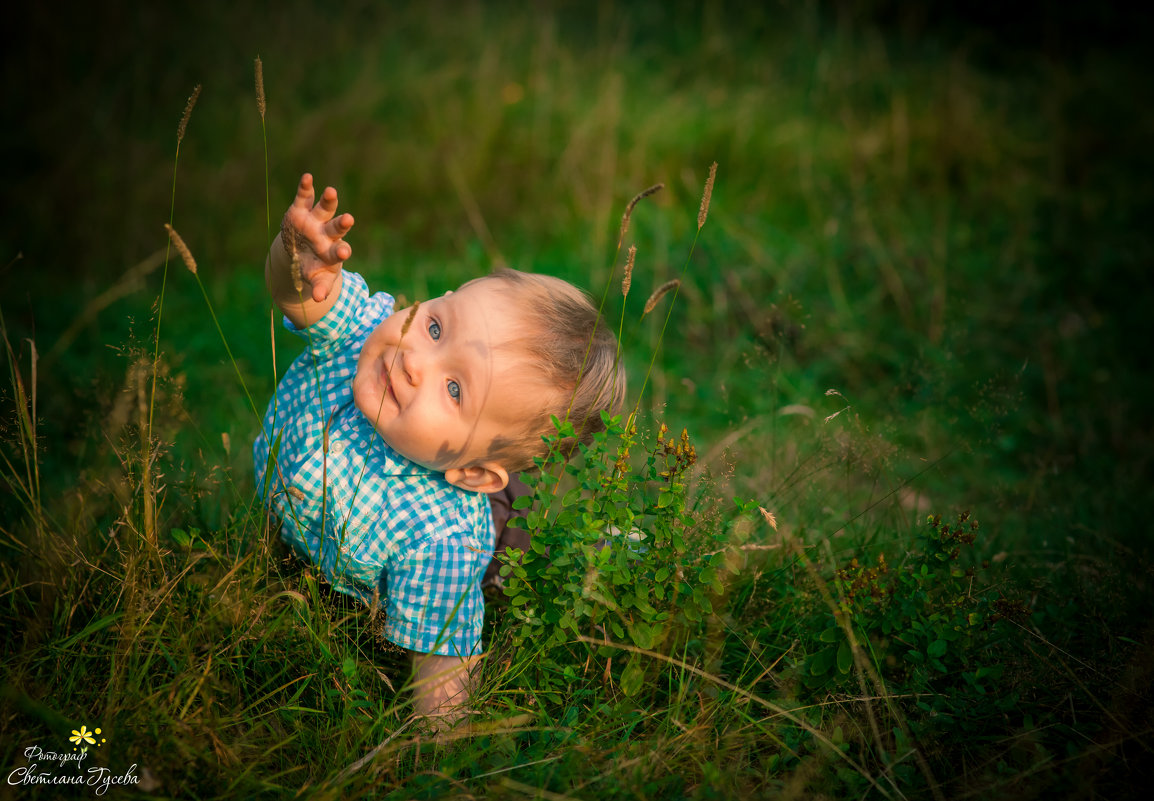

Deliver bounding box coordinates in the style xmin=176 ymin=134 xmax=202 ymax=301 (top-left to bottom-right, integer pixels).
xmin=321 ymin=237 xmax=352 ymax=266
xmin=309 ymin=270 xmax=339 ymax=303
xmin=292 ymin=173 xmax=316 ymax=209
xmin=324 ymin=212 xmax=355 ymax=240
xmin=313 ymin=185 xmax=342 ymax=221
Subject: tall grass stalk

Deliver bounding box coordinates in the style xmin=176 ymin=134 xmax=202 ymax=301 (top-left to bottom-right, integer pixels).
xmin=255 ymin=54 xmax=277 ymax=563
xmin=164 ymin=224 xmax=262 ymax=425
xmin=566 ymin=182 xmax=663 ymax=423
xmin=256 ymin=56 xmax=269 ymax=244
xmin=630 ymin=162 xmax=716 ymax=423
xmin=0 ymin=305 xmax=42 ymax=537
xmin=533 ymin=182 xmax=664 ymax=503
xmin=142 ymin=84 xmax=201 ymax=553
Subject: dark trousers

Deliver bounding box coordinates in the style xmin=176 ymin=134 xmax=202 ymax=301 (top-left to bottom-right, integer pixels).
xmin=483 ymin=474 xmax=531 ymax=589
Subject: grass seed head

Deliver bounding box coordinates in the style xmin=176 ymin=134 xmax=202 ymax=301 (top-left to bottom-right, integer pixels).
xmin=619 ymin=183 xmax=664 ymax=244
xmin=622 ymin=245 xmax=636 ymax=299
xmin=642 ymin=279 xmax=680 ymax=318
xmin=255 ymin=57 xmax=266 ymax=120
xmin=177 ymin=84 xmax=201 ymax=145
xmin=164 ymin=224 xmax=197 ymax=275
xmin=698 ymin=161 xmax=717 ymax=230
xmin=759 ymin=506 xmax=778 ymax=531
xmin=400 ymin=301 xmax=420 ymax=337
xmin=289 ymin=249 xmax=303 ymax=294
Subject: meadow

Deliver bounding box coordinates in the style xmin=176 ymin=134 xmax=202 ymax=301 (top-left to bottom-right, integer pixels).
xmin=2 ymin=2 xmax=1152 ymax=798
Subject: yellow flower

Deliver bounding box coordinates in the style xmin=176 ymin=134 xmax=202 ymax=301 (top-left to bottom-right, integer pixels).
xmin=69 ymin=725 xmax=95 ymax=746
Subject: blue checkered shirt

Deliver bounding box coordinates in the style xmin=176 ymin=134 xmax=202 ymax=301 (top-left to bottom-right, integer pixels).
xmin=253 ymin=271 xmax=494 ymax=657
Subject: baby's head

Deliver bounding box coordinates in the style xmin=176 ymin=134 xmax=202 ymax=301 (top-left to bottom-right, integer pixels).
xmin=352 ymin=268 xmax=625 ymax=493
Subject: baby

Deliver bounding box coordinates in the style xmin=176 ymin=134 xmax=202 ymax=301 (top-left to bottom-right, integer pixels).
xmin=254 ymin=174 xmax=625 ymax=720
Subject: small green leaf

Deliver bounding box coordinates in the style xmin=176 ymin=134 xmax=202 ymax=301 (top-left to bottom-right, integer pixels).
xmin=836 ymin=640 xmax=854 ymax=674
xmin=620 ymin=657 xmax=644 ymax=696
xmin=927 ymin=639 xmax=948 ymax=658
xmin=810 ymin=647 xmax=836 ymax=676
xmin=630 ymin=623 xmax=656 ymax=650
xmin=975 ymin=664 xmax=1004 ymax=680
xmin=819 ymin=626 xmax=841 ymax=644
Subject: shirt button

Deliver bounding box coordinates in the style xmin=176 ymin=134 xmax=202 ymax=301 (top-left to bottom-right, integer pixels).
xmin=330 ymin=441 xmax=345 ymax=455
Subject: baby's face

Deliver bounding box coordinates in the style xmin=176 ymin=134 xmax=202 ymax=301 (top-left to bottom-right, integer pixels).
xmin=352 ymin=280 xmax=537 ymax=478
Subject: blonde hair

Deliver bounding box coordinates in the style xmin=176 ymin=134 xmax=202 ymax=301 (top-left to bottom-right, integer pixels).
xmin=462 ymin=268 xmax=627 ymax=472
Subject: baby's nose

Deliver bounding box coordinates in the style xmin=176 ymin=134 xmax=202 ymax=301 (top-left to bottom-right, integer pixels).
xmin=401 ymin=346 xmax=423 ymax=385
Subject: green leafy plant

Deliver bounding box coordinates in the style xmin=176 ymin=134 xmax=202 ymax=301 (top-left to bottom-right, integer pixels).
xmin=799 ymin=512 xmax=1024 ymax=732
xmin=498 ymin=414 xmax=728 ymax=696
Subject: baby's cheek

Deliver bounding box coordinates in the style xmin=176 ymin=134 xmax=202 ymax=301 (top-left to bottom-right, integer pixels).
xmin=350 ymin=376 xmax=375 ymax=420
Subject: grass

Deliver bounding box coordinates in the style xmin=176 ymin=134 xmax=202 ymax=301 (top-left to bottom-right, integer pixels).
xmin=2 ymin=2 xmax=1153 ymax=798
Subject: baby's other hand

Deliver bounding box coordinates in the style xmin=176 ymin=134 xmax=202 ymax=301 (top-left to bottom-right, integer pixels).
xmin=281 ymin=173 xmax=355 ymax=303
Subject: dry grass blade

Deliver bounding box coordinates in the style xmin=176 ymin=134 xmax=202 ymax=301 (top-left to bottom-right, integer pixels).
xmin=164 ymin=224 xmax=197 ymax=275
xmin=177 ymin=84 xmax=202 ymax=145
xmin=642 ymin=279 xmax=679 ymax=318
xmin=698 ymin=162 xmax=717 ymax=230
xmin=622 ymin=245 xmax=636 ymax=299
xmin=254 ymin=56 xmax=266 ymax=120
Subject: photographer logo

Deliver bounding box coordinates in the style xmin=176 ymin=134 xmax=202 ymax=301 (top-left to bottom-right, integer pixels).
xmin=7 ymin=723 xmax=139 ymax=796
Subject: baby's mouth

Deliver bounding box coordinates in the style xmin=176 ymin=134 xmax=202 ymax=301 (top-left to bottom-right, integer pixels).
xmin=382 ymin=361 xmax=400 ymax=406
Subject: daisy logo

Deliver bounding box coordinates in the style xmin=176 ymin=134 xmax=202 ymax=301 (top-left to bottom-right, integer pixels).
xmin=69 ymin=725 xmax=107 ymax=750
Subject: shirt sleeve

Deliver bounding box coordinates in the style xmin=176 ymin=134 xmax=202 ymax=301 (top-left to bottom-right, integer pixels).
xmin=382 ymin=531 xmax=489 ymax=658
xmin=282 ymin=272 xmax=391 ymax=362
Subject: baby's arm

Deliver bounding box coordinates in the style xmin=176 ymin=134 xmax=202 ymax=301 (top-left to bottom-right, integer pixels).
xmin=266 ymin=173 xmax=355 ymax=329
xmin=409 ymin=650 xmax=482 ymax=724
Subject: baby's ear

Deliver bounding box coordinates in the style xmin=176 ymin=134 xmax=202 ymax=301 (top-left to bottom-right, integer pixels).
xmin=444 ymin=462 xmax=508 ymax=494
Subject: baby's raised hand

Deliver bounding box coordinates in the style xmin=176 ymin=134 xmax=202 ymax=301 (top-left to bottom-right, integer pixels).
xmin=281 ymin=173 xmax=355 ymax=303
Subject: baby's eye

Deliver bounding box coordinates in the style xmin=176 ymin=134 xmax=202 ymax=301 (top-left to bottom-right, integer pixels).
xmin=428 ymin=319 xmax=442 ymax=340
xmin=447 ymin=380 xmax=461 ymax=403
